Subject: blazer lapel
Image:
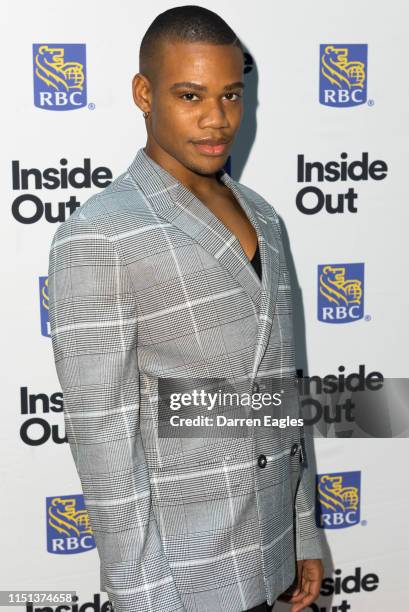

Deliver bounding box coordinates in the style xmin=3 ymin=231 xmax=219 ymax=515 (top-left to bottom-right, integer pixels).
xmin=219 ymin=171 xmax=280 ymax=379
xmin=127 ymin=147 xmax=280 ymax=379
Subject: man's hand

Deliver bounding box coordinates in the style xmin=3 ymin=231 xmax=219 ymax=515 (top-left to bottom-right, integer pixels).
xmin=277 ymin=558 xmax=324 ymax=612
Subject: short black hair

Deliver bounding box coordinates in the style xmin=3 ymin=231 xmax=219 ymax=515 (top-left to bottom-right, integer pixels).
xmin=139 ymin=5 xmax=243 ymax=78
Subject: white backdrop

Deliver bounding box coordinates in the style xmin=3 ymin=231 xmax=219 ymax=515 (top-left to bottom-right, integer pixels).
xmin=2 ymin=1 xmax=408 ymax=610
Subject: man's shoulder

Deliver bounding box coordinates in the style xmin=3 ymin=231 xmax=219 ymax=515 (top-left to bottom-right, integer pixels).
xmin=78 ymin=169 xmax=147 ymax=222
xmin=50 ymin=168 xmax=147 ymax=242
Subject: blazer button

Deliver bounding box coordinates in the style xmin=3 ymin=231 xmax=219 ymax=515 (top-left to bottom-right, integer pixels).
xmin=290 ymin=443 xmax=299 ymax=456
xmin=257 ymin=454 xmax=267 ymax=468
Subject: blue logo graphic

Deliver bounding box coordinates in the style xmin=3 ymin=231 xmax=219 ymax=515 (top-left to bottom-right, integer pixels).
xmin=319 ymin=44 xmax=368 ymax=107
xmin=316 ymin=471 xmax=361 ymax=529
xmin=39 ymin=276 xmax=50 ymax=337
xmin=33 ymin=44 xmax=87 ymax=110
xmin=46 ymin=494 xmax=96 ymax=554
xmin=318 ymin=263 xmax=364 ymax=323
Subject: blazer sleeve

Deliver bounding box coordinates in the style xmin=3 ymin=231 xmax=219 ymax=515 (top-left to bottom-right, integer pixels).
xmin=295 ymin=426 xmax=325 ymax=559
xmin=48 ymin=212 xmax=185 ymax=612
xmin=269 ymin=208 xmax=325 ymax=561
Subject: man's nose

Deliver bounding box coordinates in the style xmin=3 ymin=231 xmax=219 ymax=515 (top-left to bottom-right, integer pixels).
xmin=198 ymin=99 xmax=230 ymax=129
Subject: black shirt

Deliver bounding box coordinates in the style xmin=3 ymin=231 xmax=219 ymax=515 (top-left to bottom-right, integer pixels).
xmin=250 ymin=241 xmax=262 ymax=280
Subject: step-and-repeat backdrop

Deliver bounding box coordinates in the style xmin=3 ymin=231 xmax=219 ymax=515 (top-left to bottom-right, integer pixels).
xmin=2 ymin=1 xmax=408 ymax=610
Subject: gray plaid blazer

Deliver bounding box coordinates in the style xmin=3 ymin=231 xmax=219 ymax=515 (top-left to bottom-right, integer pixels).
xmin=48 ymin=147 xmax=324 ymax=612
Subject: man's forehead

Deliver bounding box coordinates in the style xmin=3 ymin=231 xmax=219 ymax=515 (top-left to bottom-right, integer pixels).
xmin=159 ymin=39 xmax=242 ymax=64
xmin=156 ymin=40 xmax=244 ymax=84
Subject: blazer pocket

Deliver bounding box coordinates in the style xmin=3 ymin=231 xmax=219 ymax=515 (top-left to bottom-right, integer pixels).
xmin=148 ymin=436 xmax=249 ymax=472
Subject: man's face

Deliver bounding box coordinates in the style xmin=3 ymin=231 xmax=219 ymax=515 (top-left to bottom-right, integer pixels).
xmin=139 ymin=40 xmax=244 ymax=175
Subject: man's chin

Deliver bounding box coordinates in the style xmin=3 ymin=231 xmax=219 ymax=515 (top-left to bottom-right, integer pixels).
xmin=187 ymin=155 xmax=228 ymax=177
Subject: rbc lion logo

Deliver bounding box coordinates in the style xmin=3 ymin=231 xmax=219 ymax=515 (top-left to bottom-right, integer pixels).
xmin=319 ymin=44 xmax=367 ymax=107
xmin=39 ymin=276 xmax=50 ymax=337
xmin=316 ymin=471 xmax=361 ymax=529
xmin=46 ymin=494 xmax=96 ymax=554
xmin=317 ymin=263 xmax=364 ymax=323
xmin=33 ymin=44 xmax=87 ymax=110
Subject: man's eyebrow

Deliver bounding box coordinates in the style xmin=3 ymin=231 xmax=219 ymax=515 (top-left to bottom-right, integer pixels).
xmin=169 ymin=81 xmax=245 ymax=92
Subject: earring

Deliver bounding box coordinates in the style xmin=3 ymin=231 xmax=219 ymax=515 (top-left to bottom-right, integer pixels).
xmin=143 ymin=111 xmax=150 ymax=118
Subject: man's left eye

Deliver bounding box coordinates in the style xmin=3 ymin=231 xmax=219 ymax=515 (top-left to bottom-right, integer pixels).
xmin=225 ymin=93 xmax=241 ymax=100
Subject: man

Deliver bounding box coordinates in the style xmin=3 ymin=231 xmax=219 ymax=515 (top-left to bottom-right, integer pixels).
xmin=48 ymin=6 xmax=324 ymax=612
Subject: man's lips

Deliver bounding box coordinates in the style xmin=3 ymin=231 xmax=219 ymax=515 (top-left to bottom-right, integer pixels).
xmin=191 ymin=140 xmax=230 ymax=156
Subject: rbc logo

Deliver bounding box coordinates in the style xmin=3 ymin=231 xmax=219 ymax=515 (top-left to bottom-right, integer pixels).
xmin=39 ymin=276 xmax=50 ymax=337
xmin=319 ymin=44 xmax=368 ymax=107
xmin=33 ymin=44 xmax=87 ymax=110
xmin=46 ymin=494 xmax=96 ymax=554
xmin=316 ymin=471 xmax=361 ymax=529
xmin=318 ymin=263 xmax=364 ymax=323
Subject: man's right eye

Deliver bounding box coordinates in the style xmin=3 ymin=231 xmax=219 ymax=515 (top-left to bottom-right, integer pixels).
xmin=180 ymin=92 xmax=200 ymax=101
